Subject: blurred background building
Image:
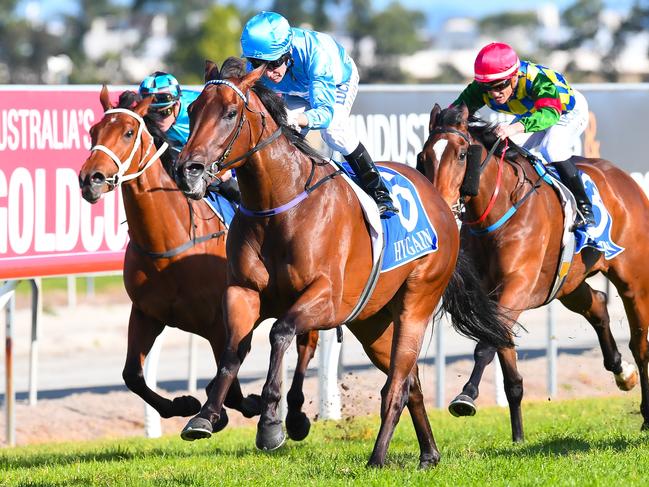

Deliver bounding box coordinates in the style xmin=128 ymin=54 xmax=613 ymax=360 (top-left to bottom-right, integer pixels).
xmin=1 ymin=0 xmax=647 ymax=85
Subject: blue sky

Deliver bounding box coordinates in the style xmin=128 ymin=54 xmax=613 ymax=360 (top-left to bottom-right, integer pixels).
xmin=17 ymin=0 xmax=637 ymax=32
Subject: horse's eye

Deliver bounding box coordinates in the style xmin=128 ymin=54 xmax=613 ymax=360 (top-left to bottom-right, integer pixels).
xmin=459 ymin=151 xmax=467 ymax=160
xmin=125 ymin=129 xmax=134 ymax=138
xmin=226 ymin=110 xmax=237 ymax=120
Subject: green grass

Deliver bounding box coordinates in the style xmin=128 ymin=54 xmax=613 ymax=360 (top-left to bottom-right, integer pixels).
xmin=2 ymin=396 xmax=648 ymax=486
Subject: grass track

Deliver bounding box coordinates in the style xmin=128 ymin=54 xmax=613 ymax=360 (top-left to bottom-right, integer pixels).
xmin=2 ymin=396 xmax=648 ymax=486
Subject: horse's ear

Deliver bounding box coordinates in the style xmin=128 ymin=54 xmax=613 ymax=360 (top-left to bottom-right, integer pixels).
xmin=429 ymin=103 xmax=441 ymax=134
xmin=205 ymin=60 xmax=220 ymax=82
xmin=240 ymin=64 xmax=265 ymax=91
xmin=134 ymin=95 xmax=154 ymax=117
xmin=459 ymin=103 xmax=470 ymax=123
xmin=100 ymin=85 xmax=112 ymax=111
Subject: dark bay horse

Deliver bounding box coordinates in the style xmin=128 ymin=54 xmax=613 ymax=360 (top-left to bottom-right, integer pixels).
xmin=172 ymin=58 xmax=513 ymax=468
xmin=79 ymin=87 xmax=281 ymax=428
xmin=418 ymin=103 xmax=649 ymax=441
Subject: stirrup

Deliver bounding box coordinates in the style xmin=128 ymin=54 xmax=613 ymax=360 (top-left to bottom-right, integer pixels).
xmin=576 ymin=205 xmax=595 ymax=227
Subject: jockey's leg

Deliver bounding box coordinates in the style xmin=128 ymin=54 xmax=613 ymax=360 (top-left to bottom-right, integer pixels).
xmin=344 ymin=143 xmax=398 ymax=215
xmin=553 ymin=158 xmax=595 ymax=226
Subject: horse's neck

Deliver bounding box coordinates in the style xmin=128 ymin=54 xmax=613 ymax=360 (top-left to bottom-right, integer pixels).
xmin=237 ymin=140 xmax=315 ymax=211
xmin=121 ymin=160 xmax=197 ymax=250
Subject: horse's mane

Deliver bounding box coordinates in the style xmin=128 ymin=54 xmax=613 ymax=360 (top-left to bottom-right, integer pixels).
xmin=218 ymin=56 xmax=326 ymax=163
xmin=439 ymin=105 xmax=524 ymax=162
xmin=117 ymin=90 xmax=176 ymax=176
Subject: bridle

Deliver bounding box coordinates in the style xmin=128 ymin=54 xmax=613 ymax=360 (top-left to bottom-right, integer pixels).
xmin=429 ymin=125 xmax=542 ymax=235
xmin=200 ymin=79 xmax=341 ymax=218
xmin=203 ymin=79 xmax=282 ymax=178
xmin=90 ymin=108 xmax=169 ymax=187
xmin=90 ymin=107 xmax=224 ymax=259
xmin=429 ymin=126 xmax=501 ymax=220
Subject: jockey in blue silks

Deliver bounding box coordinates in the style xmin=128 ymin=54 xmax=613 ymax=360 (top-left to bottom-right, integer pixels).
xmin=240 ymin=11 xmax=397 ymax=215
xmin=139 ymin=71 xmax=241 ymax=203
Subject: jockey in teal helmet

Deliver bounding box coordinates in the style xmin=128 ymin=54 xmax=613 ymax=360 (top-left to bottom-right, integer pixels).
xmin=240 ymin=11 xmax=397 ymax=216
xmin=139 ymin=71 xmax=240 ymax=203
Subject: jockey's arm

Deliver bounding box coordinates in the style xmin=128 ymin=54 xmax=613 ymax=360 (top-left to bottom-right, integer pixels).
xmin=303 ymin=50 xmax=337 ymax=129
xmin=450 ymin=81 xmax=485 ymax=114
xmin=518 ymin=73 xmax=561 ymax=133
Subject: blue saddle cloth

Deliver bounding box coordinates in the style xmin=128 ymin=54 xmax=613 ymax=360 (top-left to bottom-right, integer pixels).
xmin=534 ymin=162 xmax=625 ymax=260
xmin=204 ymin=191 xmax=237 ymax=228
xmin=340 ymin=162 xmax=439 ymax=272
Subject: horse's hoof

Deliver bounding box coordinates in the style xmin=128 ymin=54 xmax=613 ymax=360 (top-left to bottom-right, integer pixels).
xmin=170 ymin=395 xmax=202 ymax=417
xmin=256 ymin=420 xmax=286 ymax=451
xmin=240 ymin=394 xmax=263 ymax=418
xmin=418 ymin=452 xmax=440 ymax=470
xmin=212 ymin=409 xmax=229 ymax=433
xmin=286 ymin=410 xmax=311 ymax=441
xmin=181 ymin=417 xmax=213 ymax=441
xmin=641 ymin=422 xmax=649 ymax=432
xmin=615 ymin=361 xmax=638 ymax=391
xmin=448 ymin=394 xmax=477 ymax=417
xmin=366 ymin=458 xmax=384 ymax=469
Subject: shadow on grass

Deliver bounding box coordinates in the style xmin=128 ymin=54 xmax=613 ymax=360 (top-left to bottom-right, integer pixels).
xmin=486 ymin=433 xmax=649 ymax=458
xmin=0 ymin=440 xmax=286 ymax=470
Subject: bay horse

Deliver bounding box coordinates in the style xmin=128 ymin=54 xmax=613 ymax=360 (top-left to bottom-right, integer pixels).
xmin=172 ymin=57 xmax=513 ymax=468
xmin=78 ymin=87 xmax=318 ymax=432
xmin=418 ymin=103 xmax=649 ymax=441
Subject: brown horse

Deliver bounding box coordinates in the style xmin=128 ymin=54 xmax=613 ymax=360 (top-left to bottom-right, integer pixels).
xmin=172 ymin=58 xmax=512 ymax=468
xmin=418 ymin=103 xmax=649 ymax=442
xmin=78 ymin=87 xmax=291 ymax=429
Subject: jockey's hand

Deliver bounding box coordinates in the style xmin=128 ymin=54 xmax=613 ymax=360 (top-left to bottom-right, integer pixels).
xmin=494 ymin=122 xmax=525 ymax=140
xmin=286 ymin=110 xmax=307 ymax=132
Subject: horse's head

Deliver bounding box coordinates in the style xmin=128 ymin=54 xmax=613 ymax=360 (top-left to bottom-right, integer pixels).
xmin=418 ymin=103 xmax=485 ymax=210
xmin=79 ymin=86 xmax=159 ymax=203
xmin=175 ymin=58 xmax=267 ymax=200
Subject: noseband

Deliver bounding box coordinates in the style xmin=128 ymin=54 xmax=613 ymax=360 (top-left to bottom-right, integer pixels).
xmin=204 ymin=79 xmax=282 ymax=177
xmin=90 ymin=108 xmax=169 ymax=187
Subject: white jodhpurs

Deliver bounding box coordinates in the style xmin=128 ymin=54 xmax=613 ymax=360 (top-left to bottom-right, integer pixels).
xmin=511 ymin=89 xmax=589 ymax=164
xmin=285 ymin=62 xmax=360 ymax=157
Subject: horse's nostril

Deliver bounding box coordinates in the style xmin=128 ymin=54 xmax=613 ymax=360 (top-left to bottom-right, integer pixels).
xmin=184 ymin=163 xmax=205 ymax=178
xmin=91 ymin=172 xmax=106 ymax=186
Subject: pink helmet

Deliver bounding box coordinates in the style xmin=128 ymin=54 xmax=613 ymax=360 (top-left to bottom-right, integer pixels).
xmin=474 ymin=43 xmax=520 ymax=83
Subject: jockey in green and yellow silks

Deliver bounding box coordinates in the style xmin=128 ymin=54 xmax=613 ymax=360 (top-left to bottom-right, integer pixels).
xmin=452 ymin=42 xmax=595 ymax=227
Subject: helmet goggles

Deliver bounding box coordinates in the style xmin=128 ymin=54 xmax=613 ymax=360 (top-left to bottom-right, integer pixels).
xmin=479 ymin=78 xmax=513 ymax=92
xmin=248 ymin=53 xmax=290 ymax=70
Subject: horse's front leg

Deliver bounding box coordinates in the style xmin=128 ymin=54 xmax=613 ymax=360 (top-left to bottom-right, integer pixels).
xmin=257 ymin=279 xmax=334 ymax=451
xmin=181 ymin=286 xmax=260 ymax=441
xmin=285 ymin=330 xmax=319 ymax=441
xmin=122 ymin=307 xmax=201 ymax=417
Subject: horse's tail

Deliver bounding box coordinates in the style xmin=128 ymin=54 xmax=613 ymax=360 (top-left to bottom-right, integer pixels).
xmin=440 ymin=250 xmax=514 ymax=349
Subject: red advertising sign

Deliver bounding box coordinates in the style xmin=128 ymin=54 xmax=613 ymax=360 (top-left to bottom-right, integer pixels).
xmin=0 ymin=86 xmax=129 ymax=280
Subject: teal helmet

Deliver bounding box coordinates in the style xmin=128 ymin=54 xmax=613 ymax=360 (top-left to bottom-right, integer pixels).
xmin=138 ymin=71 xmax=181 ymax=108
xmin=241 ymin=11 xmax=293 ymax=61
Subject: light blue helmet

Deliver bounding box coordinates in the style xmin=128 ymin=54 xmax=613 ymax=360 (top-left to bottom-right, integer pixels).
xmin=138 ymin=72 xmax=181 ymax=108
xmin=241 ymin=11 xmax=293 ymax=61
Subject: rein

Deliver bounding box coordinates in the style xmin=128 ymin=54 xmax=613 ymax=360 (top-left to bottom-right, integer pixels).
xmin=431 ymin=125 xmax=543 ymax=235
xmin=203 ymin=78 xmax=341 ymax=218
xmin=129 ymin=198 xmax=226 ymax=259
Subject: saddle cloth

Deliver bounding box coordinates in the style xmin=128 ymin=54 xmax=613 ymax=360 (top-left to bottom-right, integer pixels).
xmin=337 ymin=162 xmax=439 ymax=272
xmin=204 ymin=191 xmax=237 ymax=228
xmin=534 ymin=162 xmax=625 ymax=260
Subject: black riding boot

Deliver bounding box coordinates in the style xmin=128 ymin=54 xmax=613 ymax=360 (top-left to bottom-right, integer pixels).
xmin=553 ymin=159 xmax=595 ymax=226
xmin=344 ymin=143 xmax=398 ymax=216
